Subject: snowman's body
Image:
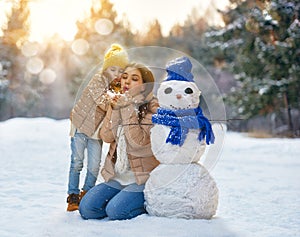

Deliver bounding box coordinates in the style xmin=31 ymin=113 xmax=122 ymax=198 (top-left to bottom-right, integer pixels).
xmin=150 ymin=124 xmax=206 ymax=164
xmin=145 ymin=163 xmax=218 ymax=219
xmin=144 ymin=73 xmax=219 ymax=219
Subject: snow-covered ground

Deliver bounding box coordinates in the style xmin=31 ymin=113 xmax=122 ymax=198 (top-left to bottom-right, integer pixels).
xmin=0 ymin=117 xmax=299 ymax=237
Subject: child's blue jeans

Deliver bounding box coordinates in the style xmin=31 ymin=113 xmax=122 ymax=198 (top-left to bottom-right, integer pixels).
xmin=68 ymin=132 xmax=102 ymax=194
xmin=79 ymin=180 xmax=146 ymax=220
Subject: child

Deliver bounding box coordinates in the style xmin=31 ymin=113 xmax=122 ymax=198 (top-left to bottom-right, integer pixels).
xmin=66 ymin=44 xmax=129 ymax=211
xmin=78 ymin=63 xmax=160 ymax=220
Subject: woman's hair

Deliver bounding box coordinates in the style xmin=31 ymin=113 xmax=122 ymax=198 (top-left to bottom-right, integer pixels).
xmin=124 ymin=62 xmax=155 ymax=98
xmin=124 ymin=62 xmax=155 ymax=123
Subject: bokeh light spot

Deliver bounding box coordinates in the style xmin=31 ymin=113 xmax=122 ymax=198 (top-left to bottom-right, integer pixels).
xmin=95 ymin=18 xmax=114 ymax=35
xmin=26 ymin=57 xmax=44 ymax=74
xmin=71 ymin=39 xmax=89 ymax=55
xmin=21 ymin=42 xmax=39 ymax=57
xmin=39 ymin=68 xmax=57 ymax=85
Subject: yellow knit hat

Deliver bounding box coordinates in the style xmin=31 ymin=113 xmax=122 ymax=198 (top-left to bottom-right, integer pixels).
xmin=102 ymin=44 xmax=129 ymax=71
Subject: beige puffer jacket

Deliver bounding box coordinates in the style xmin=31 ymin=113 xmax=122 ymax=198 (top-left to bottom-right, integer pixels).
xmin=70 ymin=72 xmax=110 ymax=138
xmin=99 ymin=94 xmax=160 ymax=185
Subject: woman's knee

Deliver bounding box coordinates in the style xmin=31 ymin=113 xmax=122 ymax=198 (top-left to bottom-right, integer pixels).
xmin=78 ymin=196 xmax=91 ymax=219
xmin=106 ymin=200 xmax=146 ymax=220
xmin=79 ymin=195 xmax=94 ymax=219
xmin=78 ymin=201 xmax=90 ymax=219
xmin=105 ymin=190 xmax=146 ymax=220
xmin=79 ymin=195 xmax=107 ymax=220
xmin=105 ymin=200 xmax=126 ymax=220
xmin=79 ymin=181 xmax=122 ymax=219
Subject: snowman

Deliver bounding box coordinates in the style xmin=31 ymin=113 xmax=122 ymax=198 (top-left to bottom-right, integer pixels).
xmin=144 ymin=57 xmax=219 ymax=219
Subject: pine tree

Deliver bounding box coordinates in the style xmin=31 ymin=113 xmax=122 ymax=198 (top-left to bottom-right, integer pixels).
xmin=138 ymin=19 xmax=163 ymax=45
xmin=70 ymin=0 xmax=131 ymax=99
xmin=165 ymin=6 xmax=213 ymax=66
xmin=206 ymin=0 xmax=300 ymax=135
xmin=74 ymin=0 xmax=123 ymax=59
xmin=0 ymin=0 xmax=31 ymax=120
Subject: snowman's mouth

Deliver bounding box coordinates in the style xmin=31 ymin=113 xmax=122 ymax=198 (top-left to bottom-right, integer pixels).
xmin=170 ymin=104 xmax=192 ymax=110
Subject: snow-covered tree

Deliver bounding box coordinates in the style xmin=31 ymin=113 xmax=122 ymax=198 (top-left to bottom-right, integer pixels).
xmin=69 ymin=0 xmax=132 ymax=99
xmin=206 ymin=0 xmax=300 ymax=135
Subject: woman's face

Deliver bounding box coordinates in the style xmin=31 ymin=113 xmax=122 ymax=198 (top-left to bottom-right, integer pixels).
xmin=121 ymin=67 xmax=144 ymax=93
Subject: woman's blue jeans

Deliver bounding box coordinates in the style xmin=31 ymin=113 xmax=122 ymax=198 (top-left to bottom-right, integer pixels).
xmin=79 ymin=180 xmax=146 ymax=220
xmin=68 ymin=132 xmax=102 ymax=194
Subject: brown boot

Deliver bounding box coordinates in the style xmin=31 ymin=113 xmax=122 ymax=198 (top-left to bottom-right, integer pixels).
xmin=79 ymin=190 xmax=87 ymax=201
xmin=66 ymin=193 xmax=80 ymax=212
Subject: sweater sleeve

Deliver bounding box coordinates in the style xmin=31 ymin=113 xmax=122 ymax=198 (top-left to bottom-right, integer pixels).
xmin=99 ymin=105 xmax=121 ymax=143
xmin=120 ymin=99 xmax=157 ymax=148
xmin=86 ymin=73 xmax=110 ymax=107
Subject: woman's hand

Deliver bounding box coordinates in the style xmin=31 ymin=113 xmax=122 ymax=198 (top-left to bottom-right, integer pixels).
xmin=111 ymin=91 xmax=145 ymax=109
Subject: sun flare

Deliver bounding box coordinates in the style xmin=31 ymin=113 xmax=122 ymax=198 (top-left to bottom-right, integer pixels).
xmin=28 ymin=0 xmax=92 ymax=42
xmin=0 ymin=0 xmax=229 ymax=43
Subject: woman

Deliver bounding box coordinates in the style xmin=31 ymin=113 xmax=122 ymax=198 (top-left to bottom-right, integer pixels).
xmin=79 ymin=63 xmax=159 ymax=220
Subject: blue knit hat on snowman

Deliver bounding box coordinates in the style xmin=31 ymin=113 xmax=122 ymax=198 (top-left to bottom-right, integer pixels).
xmin=165 ymin=56 xmax=195 ymax=82
xmin=152 ymin=56 xmax=215 ymax=146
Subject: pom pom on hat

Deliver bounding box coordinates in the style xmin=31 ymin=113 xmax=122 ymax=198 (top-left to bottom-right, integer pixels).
xmin=102 ymin=43 xmax=129 ymax=71
xmin=165 ymin=56 xmax=194 ymax=82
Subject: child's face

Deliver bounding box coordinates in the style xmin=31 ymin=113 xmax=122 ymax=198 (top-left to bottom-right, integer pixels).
xmin=103 ymin=66 xmax=124 ymax=80
xmin=120 ymin=67 xmax=144 ymax=93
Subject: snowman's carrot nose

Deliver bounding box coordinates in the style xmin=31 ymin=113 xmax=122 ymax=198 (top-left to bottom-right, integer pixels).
xmin=176 ymin=94 xmax=182 ymax=99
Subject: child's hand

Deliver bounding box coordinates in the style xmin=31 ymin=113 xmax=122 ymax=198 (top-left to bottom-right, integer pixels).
xmin=109 ymin=78 xmax=122 ymax=93
xmin=110 ymin=94 xmax=124 ymax=109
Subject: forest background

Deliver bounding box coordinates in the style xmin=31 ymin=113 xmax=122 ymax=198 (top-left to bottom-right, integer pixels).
xmin=0 ymin=0 xmax=299 ymax=137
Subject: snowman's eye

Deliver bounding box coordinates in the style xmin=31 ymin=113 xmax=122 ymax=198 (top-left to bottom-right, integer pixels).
xmin=164 ymin=87 xmax=172 ymax=94
xmin=185 ymin=87 xmax=193 ymax=94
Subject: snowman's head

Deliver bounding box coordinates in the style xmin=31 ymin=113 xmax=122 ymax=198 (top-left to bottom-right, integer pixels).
xmin=157 ymin=80 xmax=201 ymax=110
xmin=157 ymin=56 xmax=201 ymax=110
